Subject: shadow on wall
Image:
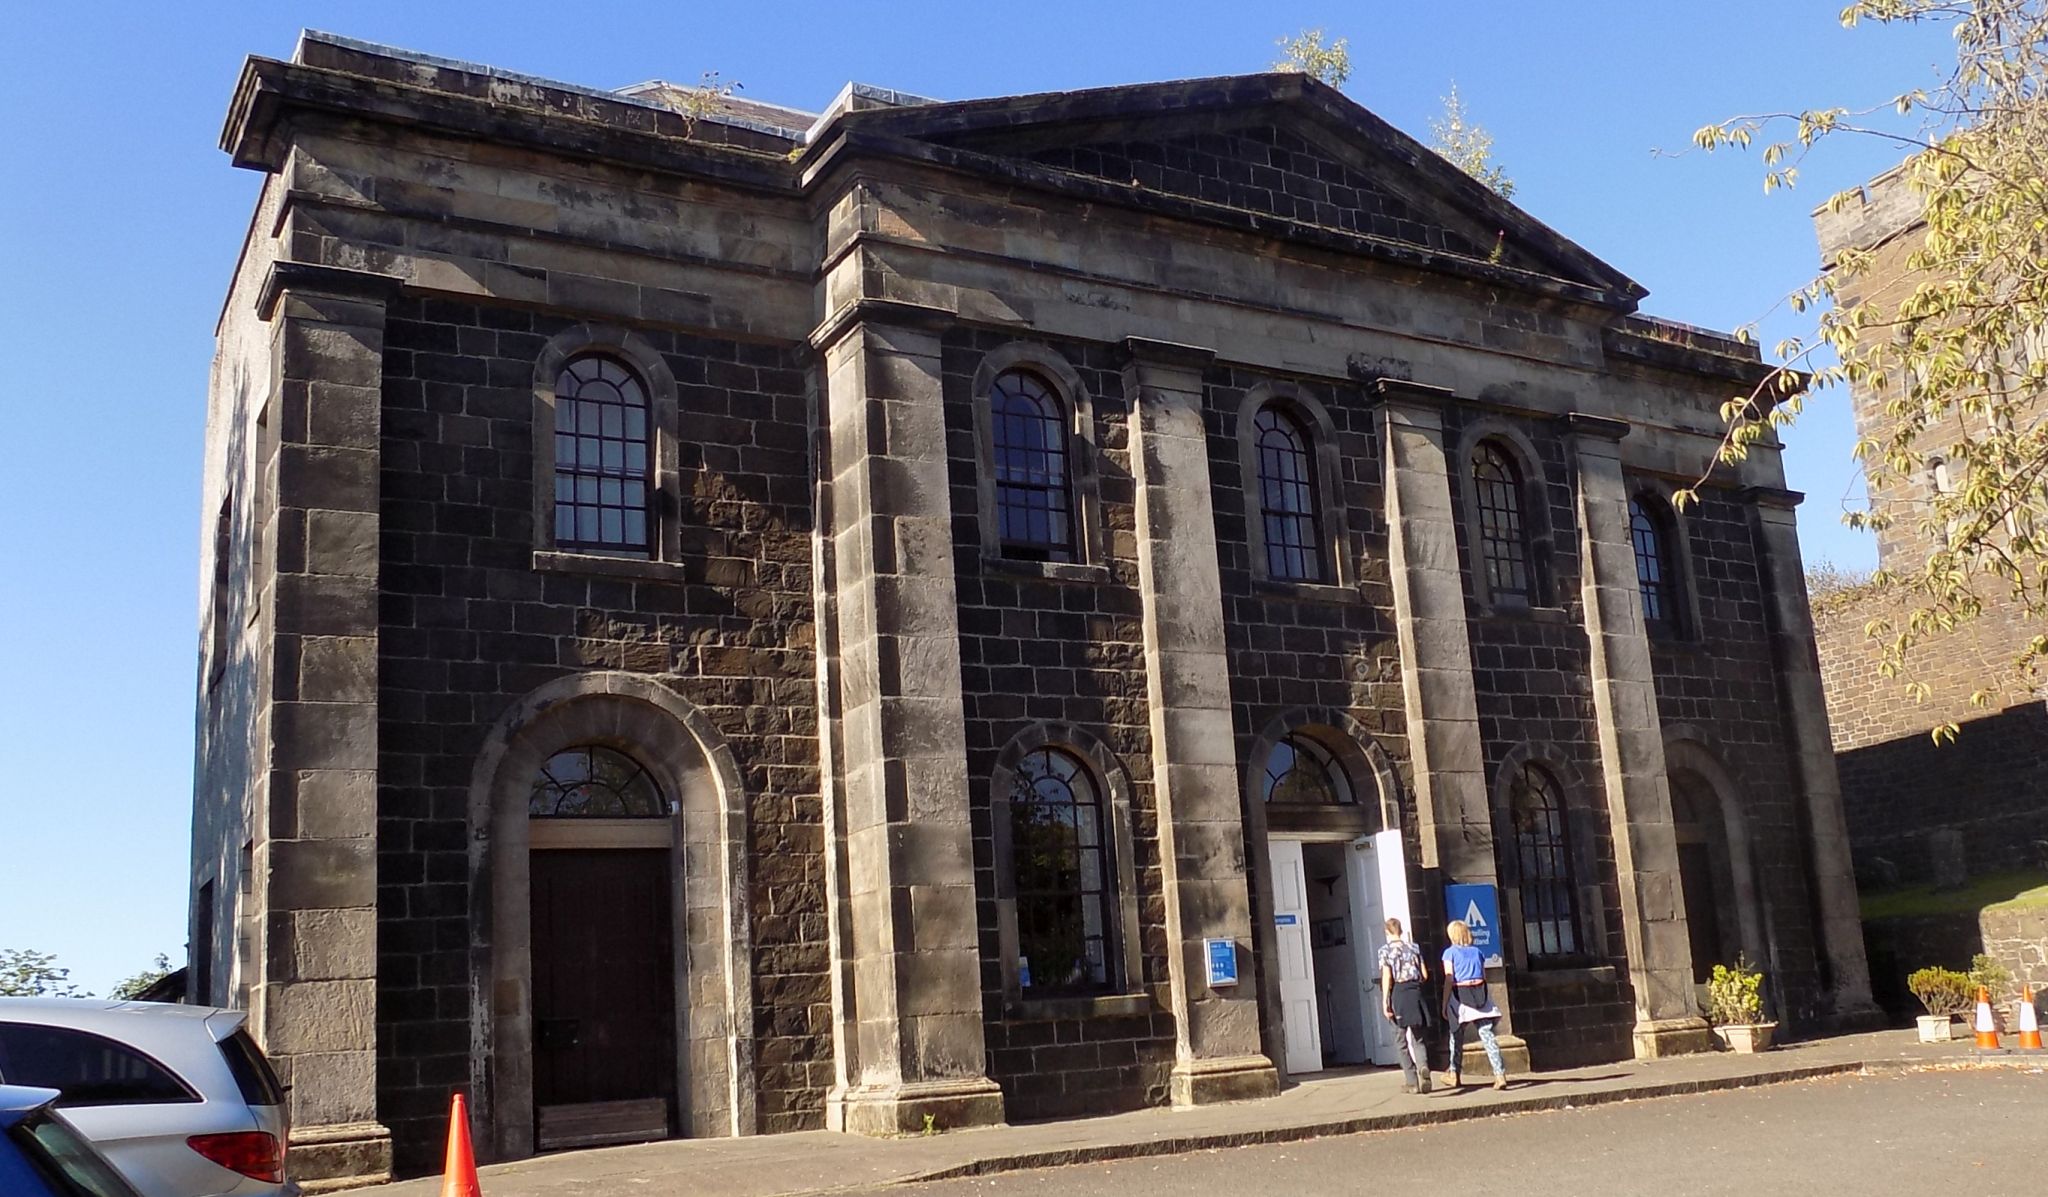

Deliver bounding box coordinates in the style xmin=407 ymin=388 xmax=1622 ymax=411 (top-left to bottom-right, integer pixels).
xmin=1840 ymin=702 xmax=2048 ymax=889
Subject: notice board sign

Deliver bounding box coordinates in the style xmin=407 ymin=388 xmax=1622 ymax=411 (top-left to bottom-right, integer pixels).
xmin=1204 ymin=937 xmax=1238 ymax=987
xmin=1443 ymin=883 xmax=1504 ymax=967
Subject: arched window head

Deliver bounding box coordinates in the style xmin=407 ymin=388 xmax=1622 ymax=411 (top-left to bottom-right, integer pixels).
xmin=529 ymin=746 xmax=667 ymax=817
xmin=1508 ymin=763 xmax=1582 ymax=963
xmin=554 ymin=355 xmax=651 ymax=557
xmin=990 ymin=370 xmax=1074 ymax=563
xmin=1472 ymin=441 xmax=1534 ymax=605
xmin=1010 ymin=747 xmax=1114 ymax=995
xmin=1254 ymin=405 xmax=1324 ymax=582
xmin=1262 ymin=733 xmax=1354 ymax=805
xmin=1628 ymin=496 xmax=1679 ymax=633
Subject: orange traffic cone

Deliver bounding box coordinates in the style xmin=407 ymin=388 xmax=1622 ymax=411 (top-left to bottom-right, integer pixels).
xmin=2019 ymin=987 xmax=2044 ymax=1051
xmin=1973 ymin=986 xmax=2002 ymax=1051
xmin=441 ymin=1092 xmax=481 ymax=1197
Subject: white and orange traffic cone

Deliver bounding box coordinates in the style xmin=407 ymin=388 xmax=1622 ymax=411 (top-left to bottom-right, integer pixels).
xmin=1974 ymin=986 xmax=2002 ymax=1051
xmin=442 ymin=1092 xmax=481 ymax=1197
xmin=2019 ymin=987 xmax=2043 ymax=1051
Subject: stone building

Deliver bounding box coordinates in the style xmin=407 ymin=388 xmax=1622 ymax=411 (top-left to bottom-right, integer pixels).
xmin=191 ymin=32 xmax=1877 ymax=1188
xmin=1811 ymin=168 xmax=2048 ymax=888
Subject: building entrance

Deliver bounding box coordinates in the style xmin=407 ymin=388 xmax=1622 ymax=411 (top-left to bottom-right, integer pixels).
xmin=1267 ymin=831 xmax=1411 ymax=1075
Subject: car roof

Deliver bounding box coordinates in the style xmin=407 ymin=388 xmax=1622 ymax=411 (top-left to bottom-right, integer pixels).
xmin=0 ymin=999 xmax=245 ymax=1045
xmin=0 ymin=1085 xmax=61 ymax=1128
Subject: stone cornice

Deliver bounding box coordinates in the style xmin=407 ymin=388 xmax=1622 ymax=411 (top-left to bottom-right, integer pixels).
xmin=221 ymin=55 xmax=799 ymax=195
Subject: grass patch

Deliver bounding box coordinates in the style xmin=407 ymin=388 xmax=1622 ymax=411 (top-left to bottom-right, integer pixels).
xmin=1860 ymin=870 xmax=2048 ymax=920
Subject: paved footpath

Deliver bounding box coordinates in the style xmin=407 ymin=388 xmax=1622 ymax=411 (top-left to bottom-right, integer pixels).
xmin=372 ymin=1033 xmax=2043 ymax=1197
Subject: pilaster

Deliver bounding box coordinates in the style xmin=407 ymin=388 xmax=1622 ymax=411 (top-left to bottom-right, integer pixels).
xmin=255 ymin=261 xmax=399 ymax=1190
xmin=1744 ymin=487 xmax=1883 ymax=1028
xmin=1568 ymin=415 xmax=1714 ymax=1058
xmin=1374 ymin=380 xmax=1529 ymax=1074
xmin=1123 ymin=338 xmax=1279 ymax=1106
xmin=816 ymin=304 xmax=1005 ymax=1135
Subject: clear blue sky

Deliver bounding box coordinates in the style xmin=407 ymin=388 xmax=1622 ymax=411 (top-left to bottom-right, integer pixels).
xmin=0 ymin=1 xmax=1951 ymax=994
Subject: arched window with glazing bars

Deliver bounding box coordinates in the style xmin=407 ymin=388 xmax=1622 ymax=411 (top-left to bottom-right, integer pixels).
xmin=1008 ymin=747 xmax=1116 ymax=995
xmin=990 ymin=370 xmax=1074 ymax=562
xmin=1509 ymin=762 xmax=1582 ymax=964
xmin=1254 ymin=405 xmax=1324 ymax=582
xmin=1471 ymin=441 xmax=1534 ymax=605
xmin=1628 ymin=495 xmax=1679 ymax=633
xmin=553 ymin=355 xmax=652 ymax=557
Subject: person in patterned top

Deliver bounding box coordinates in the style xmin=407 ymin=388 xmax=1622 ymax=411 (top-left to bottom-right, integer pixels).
xmin=1376 ymin=918 xmax=1432 ymax=1093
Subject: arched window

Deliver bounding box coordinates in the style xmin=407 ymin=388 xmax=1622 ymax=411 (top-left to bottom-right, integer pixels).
xmin=1261 ymin=734 xmax=1354 ymax=805
xmin=990 ymin=370 xmax=1074 ymax=562
xmin=553 ymin=355 xmax=651 ymax=557
xmin=1253 ymin=405 xmax=1323 ymax=582
xmin=1508 ymin=763 xmax=1581 ymax=964
xmin=1009 ymin=747 xmax=1114 ymax=995
xmin=529 ymin=746 xmax=667 ymax=817
xmin=1472 ymin=441 xmax=1534 ymax=605
xmin=1629 ymin=496 xmax=1678 ymax=632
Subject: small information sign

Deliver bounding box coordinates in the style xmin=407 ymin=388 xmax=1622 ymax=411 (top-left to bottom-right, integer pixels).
xmin=1443 ymin=883 xmax=1505 ymax=968
xmin=1204 ymin=937 xmax=1238 ymax=987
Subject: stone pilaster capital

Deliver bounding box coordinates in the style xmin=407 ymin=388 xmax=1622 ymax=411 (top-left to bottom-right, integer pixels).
xmin=1121 ymin=337 xmax=1216 ymax=370
xmin=807 ymin=297 xmax=954 ymax=351
xmin=1369 ymin=377 xmax=1456 ymax=414
xmin=256 ymin=261 xmax=404 ymax=321
xmin=1564 ymin=412 xmax=1632 ymax=442
xmin=1740 ymin=485 xmax=1805 ymax=512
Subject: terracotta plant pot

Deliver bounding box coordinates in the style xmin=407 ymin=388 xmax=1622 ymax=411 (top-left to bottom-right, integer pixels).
xmin=1916 ymin=1013 xmax=1959 ymax=1043
xmin=1712 ymin=1022 xmax=1778 ymax=1053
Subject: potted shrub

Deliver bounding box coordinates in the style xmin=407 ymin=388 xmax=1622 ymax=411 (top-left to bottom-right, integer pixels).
xmin=1907 ymin=966 xmax=1973 ymax=1041
xmin=1706 ymin=956 xmax=1776 ymax=1053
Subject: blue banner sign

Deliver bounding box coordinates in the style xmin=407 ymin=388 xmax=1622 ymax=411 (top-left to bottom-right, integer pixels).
xmin=1205 ymin=937 xmax=1239 ymax=987
xmin=1443 ymin=883 xmax=1504 ymax=967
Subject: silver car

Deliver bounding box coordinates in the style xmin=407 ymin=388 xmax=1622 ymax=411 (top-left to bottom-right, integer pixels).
xmin=0 ymin=999 xmax=293 ymax=1197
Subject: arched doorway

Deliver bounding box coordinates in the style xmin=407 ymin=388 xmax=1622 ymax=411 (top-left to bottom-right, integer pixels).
xmin=527 ymin=746 xmax=677 ymax=1148
xmin=467 ymin=672 xmax=754 ymax=1160
xmin=1243 ymin=713 xmax=1409 ymax=1081
xmin=1662 ymin=729 xmax=1771 ymax=1005
xmin=1670 ymin=770 xmax=1742 ymax=985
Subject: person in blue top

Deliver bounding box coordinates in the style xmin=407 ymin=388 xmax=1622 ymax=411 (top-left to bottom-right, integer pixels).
xmin=1440 ymin=919 xmax=1508 ymax=1091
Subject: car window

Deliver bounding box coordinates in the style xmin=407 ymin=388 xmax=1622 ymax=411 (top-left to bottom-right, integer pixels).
xmin=0 ymin=1024 xmax=198 ymax=1107
xmin=216 ymin=1029 xmax=285 ymax=1107
xmin=11 ymin=1109 xmax=143 ymax=1197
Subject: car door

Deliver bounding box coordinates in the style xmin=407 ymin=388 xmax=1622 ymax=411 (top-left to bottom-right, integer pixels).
xmin=0 ymin=1022 xmax=236 ymax=1196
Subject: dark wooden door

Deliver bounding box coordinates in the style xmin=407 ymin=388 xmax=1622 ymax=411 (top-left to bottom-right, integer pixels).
xmin=1677 ymin=842 xmax=1723 ymax=985
xmin=530 ymin=848 xmax=674 ymax=1138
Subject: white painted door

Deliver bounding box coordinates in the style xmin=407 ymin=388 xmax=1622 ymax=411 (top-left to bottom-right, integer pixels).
xmin=1269 ymin=838 xmax=1323 ymax=1074
xmin=1346 ymin=839 xmax=1395 ymax=1065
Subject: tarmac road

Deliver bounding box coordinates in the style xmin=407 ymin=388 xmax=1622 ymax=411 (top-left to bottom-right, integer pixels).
xmin=856 ymin=1069 xmax=2045 ymax=1197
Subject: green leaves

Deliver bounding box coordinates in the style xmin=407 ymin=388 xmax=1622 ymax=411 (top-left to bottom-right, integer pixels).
xmin=1274 ymin=29 xmax=1352 ymax=87
xmin=1699 ymin=0 xmax=2048 ymax=711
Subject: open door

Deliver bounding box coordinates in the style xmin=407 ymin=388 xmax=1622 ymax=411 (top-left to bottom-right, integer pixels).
xmin=1268 ymin=838 xmax=1323 ymax=1074
xmin=1349 ymin=830 xmax=1414 ymax=1067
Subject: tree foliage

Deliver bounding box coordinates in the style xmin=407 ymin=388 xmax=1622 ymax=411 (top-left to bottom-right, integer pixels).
xmin=109 ymin=954 xmax=175 ymax=1002
xmin=1274 ymin=28 xmax=1351 ymax=87
xmin=1428 ymin=82 xmax=1517 ymax=198
xmin=1688 ymin=1 xmax=2048 ymax=732
xmin=0 ymin=949 xmax=83 ymax=998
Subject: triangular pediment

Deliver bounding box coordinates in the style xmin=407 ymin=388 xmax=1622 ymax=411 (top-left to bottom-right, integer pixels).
xmin=828 ymin=75 xmax=1642 ymax=306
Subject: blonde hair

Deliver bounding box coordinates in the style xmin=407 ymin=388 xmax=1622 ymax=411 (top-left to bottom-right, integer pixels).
xmin=1446 ymin=920 xmax=1474 ymax=946
xmin=1384 ymin=918 xmax=1404 ymax=937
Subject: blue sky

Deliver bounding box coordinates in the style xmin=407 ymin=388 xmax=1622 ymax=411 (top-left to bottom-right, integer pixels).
xmin=0 ymin=2 xmax=1952 ymax=993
